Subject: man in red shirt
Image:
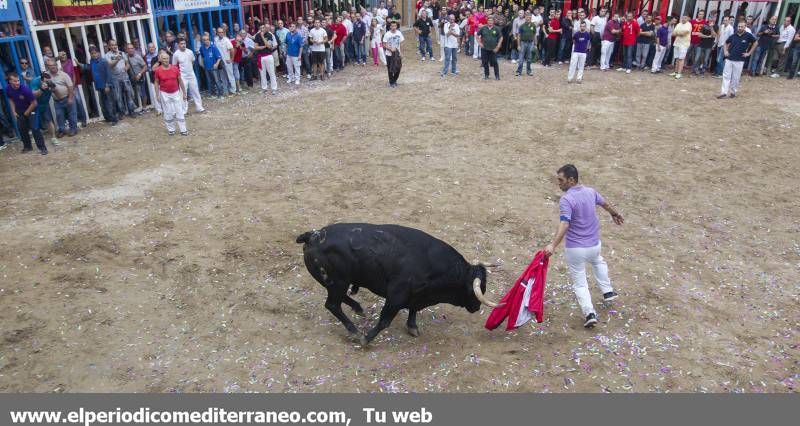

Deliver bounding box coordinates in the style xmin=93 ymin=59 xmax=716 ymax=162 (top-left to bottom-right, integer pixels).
xmin=332 ymin=16 xmax=348 ymax=71
xmin=543 ymin=9 xmax=562 ymax=67
xmin=620 ymin=12 xmax=640 ymax=73
xmin=689 ymin=9 xmax=708 ymax=70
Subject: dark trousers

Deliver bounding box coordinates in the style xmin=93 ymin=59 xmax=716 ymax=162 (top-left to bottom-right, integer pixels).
xmin=590 ymin=33 xmax=602 ymax=65
xmin=481 ymin=49 xmax=499 ymax=78
xmin=17 ymin=112 xmax=46 ymax=152
xmin=623 ymin=45 xmax=635 ymax=70
xmin=387 ymin=54 xmax=401 ymax=84
xmin=239 ymin=57 xmax=253 ymax=86
xmin=99 ymin=89 xmax=118 ymax=123
xmin=543 ymin=38 xmax=557 ymax=66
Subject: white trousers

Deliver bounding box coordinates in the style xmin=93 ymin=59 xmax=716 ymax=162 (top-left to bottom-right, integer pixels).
xmin=600 ymin=40 xmax=614 ymax=69
xmin=160 ymin=90 xmax=186 ymax=133
xmin=568 ymin=52 xmax=586 ymax=81
xmin=565 ymin=242 xmax=614 ymax=316
xmin=181 ymin=76 xmax=203 ymax=113
xmin=721 ymin=59 xmax=743 ymax=96
xmin=286 ymin=55 xmax=301 ymax=82
xmin=652 ymin=45 xmax=667 ymax=72
xmin=260 ymin=55 xmax=277 ymax=91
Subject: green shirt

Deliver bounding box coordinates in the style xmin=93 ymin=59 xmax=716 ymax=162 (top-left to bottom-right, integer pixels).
xmin=478 ymin=25 xmax=502 ymax=50
xmin=30 ymin=77 xmax=51 ymax=114
xmin=518 ymin=22 xmax=536 ymax=42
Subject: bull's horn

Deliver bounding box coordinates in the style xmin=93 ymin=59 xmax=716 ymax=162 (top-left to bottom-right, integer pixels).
xmin=479 ymin=262 xmax=502 ymax=268
xmin=473 ymin=278 xmax=502 ymax=308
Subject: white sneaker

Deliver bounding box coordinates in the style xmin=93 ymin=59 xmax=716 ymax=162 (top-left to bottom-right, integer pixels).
xmin=0 ymin=144 xmax=7 ymax=151
xmin=511 ymin=59 xmax=517 ymax=64
xmin=51 ymin=138 xmax=60 ymax=146
xmin=294 ymin=80 xmax=300 ymax=86
xmin=770 ymin=73 xmax=780 ymax=78
xmin=421 ymin=57 xmax=426 ymax=61
xmin=307 ymin=74 xmax=312 ymax=79
xmin=617 ymin=67 xmax=625 ymax=71
xmin=626 ymin=69 xmax=631 ymax=74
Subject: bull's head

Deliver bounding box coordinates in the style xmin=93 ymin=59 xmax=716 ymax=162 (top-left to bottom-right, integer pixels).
xmin=466 ymin=264 xmax=502 ymax=313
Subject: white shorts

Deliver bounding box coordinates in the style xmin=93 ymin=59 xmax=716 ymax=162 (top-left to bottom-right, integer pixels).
xmin=673 ymin=45 xmax=688 ymax=60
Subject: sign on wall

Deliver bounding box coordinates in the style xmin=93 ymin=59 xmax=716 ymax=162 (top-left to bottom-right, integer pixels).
xmin=0 ymin=0 xmax=21 ymax=22
xmin=174 ymin=0 xmax=221 ymax=11
xmin=53 ymin=0 xmax=114 ymax=18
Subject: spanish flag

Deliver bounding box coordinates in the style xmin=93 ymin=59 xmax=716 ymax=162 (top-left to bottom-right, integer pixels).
xmin=54 ymin=0 xmax=114 ymax=18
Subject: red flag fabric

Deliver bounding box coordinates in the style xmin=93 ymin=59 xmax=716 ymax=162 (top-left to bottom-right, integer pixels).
xmin=484 ymin=251 xmax=548 ymax=331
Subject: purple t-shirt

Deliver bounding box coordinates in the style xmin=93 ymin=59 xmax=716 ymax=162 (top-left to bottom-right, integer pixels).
xmin=559 ymin=185 xmax=605 ymax=248
xmin=573 ymin=31 xmax=591 ymax=53
xmin=5 ymin=84 xmax=35 ymax=113
xmin=657 ymin=25 xmax=669 ymax=46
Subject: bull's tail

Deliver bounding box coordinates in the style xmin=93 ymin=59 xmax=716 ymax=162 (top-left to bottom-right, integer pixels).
xmin=295 ymin=231 xmax=313 ymax=244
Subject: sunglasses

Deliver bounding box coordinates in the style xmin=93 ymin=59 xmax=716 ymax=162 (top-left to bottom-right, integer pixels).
xmin=20 ymin=62 xmax=28 ymax=64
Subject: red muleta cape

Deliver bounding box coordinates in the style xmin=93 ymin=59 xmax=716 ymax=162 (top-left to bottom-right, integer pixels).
xmin=484 ymin=251 xmax=548 ymax=331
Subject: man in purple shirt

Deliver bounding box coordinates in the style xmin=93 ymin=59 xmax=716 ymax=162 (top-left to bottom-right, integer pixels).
xmin=543 ymin=164 xmax=623 ymax=327
xmin=568 ymin=21 xmax=591 ymax=83
xmin=651 ymin=17 xmax=669 ymax=73
xmin=4 ymin=73 xmax=47 ymax=155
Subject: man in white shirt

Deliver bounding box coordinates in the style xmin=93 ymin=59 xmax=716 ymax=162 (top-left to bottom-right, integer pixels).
xmin=511 ymin=10 xmax=525 ymax=64
xmin=214 ymin=28 xmax=236 ymax=96
xmin=172 ymin=39 xmax=204 ymax=113
xmin=771 ymin=16 xmax=796 ymax=77
xmin=383 ymin=21 xmax=404 ymax=87
xmin=589 ymin=7 xmax=608 ymax=66
xmin=343 ymin=12 xmax=354 ymax=65
xmin=308 ymin=20 xmax=328 ymax=80
xmin=714 ymin=16 xmax=734 ymax=77
xmin=441 ymin=14 xmax=460 ymax=76
xmin=377 ymin=2 xmax=389 ymax=21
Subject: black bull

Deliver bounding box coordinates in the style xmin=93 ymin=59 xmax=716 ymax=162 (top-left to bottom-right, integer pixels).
xmin=296 ymin=223 xmax=501 ymax=345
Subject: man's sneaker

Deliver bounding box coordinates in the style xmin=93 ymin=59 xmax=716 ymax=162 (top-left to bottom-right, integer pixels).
xmin=482 ymin=76 xmax=489 ymax=80
xmin=617 ymin=67 xmax=625 ymax=71
xmin=295 ymin=80 xmax=300 ymax=85
xmin=717 ymin=94 xmax=727 ymax=99
xmin=730 ymin=93 xmax=736 ymax=98
xmin=0 ymin=144 xmax=6 ymax=151
xmin=770 ymin=73 xmax=780 ymax=78
xmin=626 ymin=69 xmax=631 ymax=74
xmin=168 ymin=131 xmax=175 ymax=136
xmin=51 ymin=138 xmax=60 ymax=146
xmin=603 ymin=291 xmax=619 ymax=302
xmin=421 ymin=57 xmax=426 ymax=61
xmin=511 ymin=59 xmax=517 ymax=64
xmin=675 ymin=73 xmax=682 ymax=79
xmin=515 ymin=72 xmax=521 ymax=76
xmin=180 ymin=131 xmax=189 ymax=136
xmin=40 ymin=149 xmax=48 ymax=155
xmin=584 ymin=313 xmax=598 ymax=328
xmin=669 ymin=72 xmax=677 ymax=76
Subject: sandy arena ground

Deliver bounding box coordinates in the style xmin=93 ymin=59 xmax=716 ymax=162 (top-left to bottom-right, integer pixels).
xmin=1 ymin=38 xmax=798 ymax=393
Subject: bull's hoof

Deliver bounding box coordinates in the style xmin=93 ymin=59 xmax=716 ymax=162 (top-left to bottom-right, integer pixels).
xmin=359 ymin=335 xmax=369 ymax=347
xmin=348 ymin=331 xmax=362 ymax=343
xmin=407 ymin=327 xmax=420 ymax=337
